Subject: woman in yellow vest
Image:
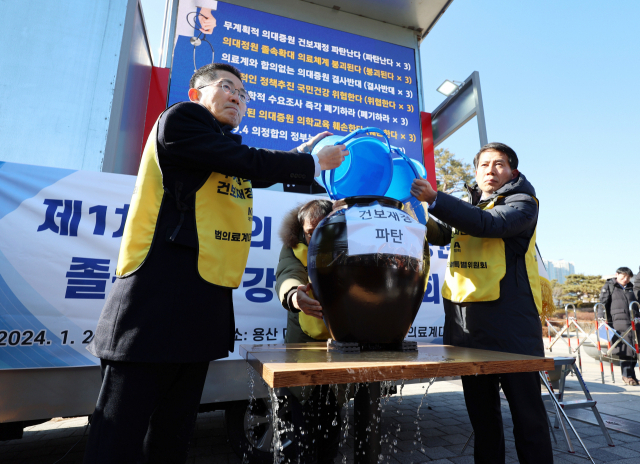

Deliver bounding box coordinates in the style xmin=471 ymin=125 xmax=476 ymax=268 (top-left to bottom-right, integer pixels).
xmin=411 ymin=143 xmax=552 ymax=464
xmin=275 ymin=199 xmax=340 ymax=464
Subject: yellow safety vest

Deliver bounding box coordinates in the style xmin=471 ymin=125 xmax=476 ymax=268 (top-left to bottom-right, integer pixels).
xmin=292 ymin=243 xmax=331 ymax=340
xmin=115 ymin=117 xmax=253 ymax=288
xmin=441 ymin=195 xmax=542 ymax=314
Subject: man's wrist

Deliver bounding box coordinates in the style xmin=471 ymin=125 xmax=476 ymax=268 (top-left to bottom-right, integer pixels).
xmin=427 ymin=191 xmax=438 ymax=209
xmin=297 ymin=145 xmax=320 ymax=177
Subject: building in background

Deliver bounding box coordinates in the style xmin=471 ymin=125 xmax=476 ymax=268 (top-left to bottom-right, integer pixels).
xmin=543 ymin=259 xmax=576 ymax=284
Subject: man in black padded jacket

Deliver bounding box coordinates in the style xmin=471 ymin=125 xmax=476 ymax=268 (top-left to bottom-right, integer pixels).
xmin=83 ymin=63 xmax=348 ymax=464
xmin=599 ymin=267 xmax=638 ymax=385
xmin=411 ymin=143 xmax=552 ymax=464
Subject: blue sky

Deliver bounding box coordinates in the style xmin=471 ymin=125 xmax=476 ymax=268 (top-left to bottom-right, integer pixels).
xmin=141 ymin=0 xmax=640 ymax=276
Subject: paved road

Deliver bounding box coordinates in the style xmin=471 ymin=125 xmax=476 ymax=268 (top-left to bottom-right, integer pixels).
xmin=3 ymin=342 xmax=640 ymax=463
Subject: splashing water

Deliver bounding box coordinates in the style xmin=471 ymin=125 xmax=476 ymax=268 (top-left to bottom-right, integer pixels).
xmin=413 ymin=377 xmax=436 ymax=456
xmin=268 ymin=387 xmax=284 ymax=464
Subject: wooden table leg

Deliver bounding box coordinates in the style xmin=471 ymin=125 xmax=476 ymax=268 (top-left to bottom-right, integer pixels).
xmin=354 ymin=382 xmax=381 ymax=464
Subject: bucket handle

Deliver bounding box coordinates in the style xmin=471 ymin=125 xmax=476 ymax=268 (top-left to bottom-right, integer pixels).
xmin=333 ymin=126 xmax=392 ymax=153
xmin=325 ymin=127 xmax=393 ymax=199
xmin=390 ymin=146 xmax=425 ymax=180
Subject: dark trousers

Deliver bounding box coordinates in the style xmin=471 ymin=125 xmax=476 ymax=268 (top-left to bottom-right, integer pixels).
xmin=462 ymin=372 xmax=553 ymax=464
xmin=284 ymin=385 xmax=341 ymax=464
xmin=621 ymin=360 xmax=638 ymax=378
xmin=83 ymin=359 xmax=209 ymax=464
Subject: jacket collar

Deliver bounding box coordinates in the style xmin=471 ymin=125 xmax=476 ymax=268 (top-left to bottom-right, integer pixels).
xmin=465 ymin=173 xmax=536 ymax=206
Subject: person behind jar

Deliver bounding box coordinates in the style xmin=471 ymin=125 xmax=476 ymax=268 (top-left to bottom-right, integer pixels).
xmin=411 ymin=142 xmax=552 ymax=464
xmin=82 ymin=63 xmax=348 ymax=464
xmin=275 ymin=198 xmax=341 ymax=464
xmin=599 ymin=267 xmax=639 ymax=385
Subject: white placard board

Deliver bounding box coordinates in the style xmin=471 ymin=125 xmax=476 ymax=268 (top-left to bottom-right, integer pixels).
xmin=345 ymin=204 xmax=425 ymax=259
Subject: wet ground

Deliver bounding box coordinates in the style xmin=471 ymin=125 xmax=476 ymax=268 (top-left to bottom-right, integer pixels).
xmin=3 ymin=343 xmax=640 ymax=463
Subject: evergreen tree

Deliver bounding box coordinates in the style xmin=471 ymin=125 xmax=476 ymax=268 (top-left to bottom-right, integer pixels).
xmin=558 ymin=274 xmax=604 ymax=308
xmin=434 ymin=148 xmax=475 ymax=194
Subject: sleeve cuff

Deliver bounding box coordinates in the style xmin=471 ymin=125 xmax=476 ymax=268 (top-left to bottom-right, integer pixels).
xmin=428 ymin=192 xmax=438 ymax=210
xmin=297 ymin=147 xmax=320 ymax=178
xmin=286 ymin=288 xmax=300 ymax=313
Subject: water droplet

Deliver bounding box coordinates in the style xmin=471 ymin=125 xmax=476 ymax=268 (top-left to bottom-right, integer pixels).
xmin=332 ymin=418 xmax=338 ymax=426
xmin=413 ymin=440 xmax=417 ymax=445
xmin=393 ymin=448 xmax=398 ymax=454
xmin=393 ymin=439 xmax=397 ymax=446
xmin=324 ymin=434 xmax=328 ymax=439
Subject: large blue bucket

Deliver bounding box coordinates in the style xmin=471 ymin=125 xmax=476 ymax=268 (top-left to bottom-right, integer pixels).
xmin=312 ymin=127 xmax=394 ymax=200
xmin=384 ymin=148 xmax=428 ymax=224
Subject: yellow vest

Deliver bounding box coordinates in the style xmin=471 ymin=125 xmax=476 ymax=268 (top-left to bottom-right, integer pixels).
xmin=441 ymin=195 xmax=542 ymax=314
xmin=292 ymin=243 xmax=331 ymax=340
xmin=115 ymin=118 xmax=253 ymax=288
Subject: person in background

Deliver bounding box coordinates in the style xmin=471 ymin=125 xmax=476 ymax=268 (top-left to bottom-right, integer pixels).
xmin=83 ymin=63 xmax=347 ymax=464
xmin=411 ymin=142 xmax=552 ymax=464
xmin=599 ymin=267 xmax=639 ymax=385
xmin=275 ymin=199 xmax=340 ymax=464
xmin=633 ymin=266 xmax=640 ymax=300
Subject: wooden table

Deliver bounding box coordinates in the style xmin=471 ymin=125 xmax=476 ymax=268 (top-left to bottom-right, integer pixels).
xmin=240 ymin=342 xmax=554 ymax=464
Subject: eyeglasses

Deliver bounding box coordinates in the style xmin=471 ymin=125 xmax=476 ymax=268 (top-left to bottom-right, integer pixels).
xmin=197 ymin=81 xmax=251 ymax=104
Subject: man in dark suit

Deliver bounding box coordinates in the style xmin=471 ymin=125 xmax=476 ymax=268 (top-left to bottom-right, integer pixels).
xmin=83 ymin=63 xmax=347 ymax=464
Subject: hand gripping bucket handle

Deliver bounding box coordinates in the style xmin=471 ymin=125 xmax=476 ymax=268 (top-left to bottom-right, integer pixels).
xmin=323 ymin=127 xmax=393 ymax=199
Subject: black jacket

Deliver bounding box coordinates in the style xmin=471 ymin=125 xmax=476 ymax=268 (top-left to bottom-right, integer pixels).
xmin=599 ymin=278 xmax=638 ymax=359
xmin=88 ymin=102 xmax=316 ymax=363
xmin=426 ymin=173 xmax=543 ymax=357
xmin=633 ymin=270 xmax=640 ymax=301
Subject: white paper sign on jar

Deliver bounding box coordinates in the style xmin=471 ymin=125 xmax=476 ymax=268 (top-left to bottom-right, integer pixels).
xmin=345 ymin=202 xmax=426 ymax=260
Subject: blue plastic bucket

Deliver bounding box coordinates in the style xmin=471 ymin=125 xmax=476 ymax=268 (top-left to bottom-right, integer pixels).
xmin=384 ymin=148 xmax=428 ymax=225
xmin=312 ymin=127 xmax=394 ymax=200
xmin=384 ymin=151 xmax=427 ymax=202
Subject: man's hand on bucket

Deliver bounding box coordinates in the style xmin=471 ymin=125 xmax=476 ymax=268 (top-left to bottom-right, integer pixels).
xmin=316 ymin=144 xmax=349 ymax=171
xmin=293 ymin=283 xmax=324 ymax=319
xmin=410 ymin=178 xmax=437 ymax=204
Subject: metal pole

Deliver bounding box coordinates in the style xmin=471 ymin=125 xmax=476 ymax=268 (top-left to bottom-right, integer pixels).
xmin=574 ymin=306 xmax=582 ymax=371
xmin=471 ymin=71 xmax=488 ymax=147
xmin=630 ymin=302 xmax=640 ymax=370
xmin=565 ymin=304 xmax=574 ymax=357
xmin=594 ymin=304 xmax=605 ymax=384
xmin=605 ymin=324 xmax=616 ymax=383
xmin=354 ymin=382 xmax=381 ymax=464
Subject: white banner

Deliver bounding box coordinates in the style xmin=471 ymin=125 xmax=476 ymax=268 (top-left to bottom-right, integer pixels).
xmin=0 ymin=161 xmax=448 ymax=369
xmin=345 ymin=203 xmax=425 ymax=260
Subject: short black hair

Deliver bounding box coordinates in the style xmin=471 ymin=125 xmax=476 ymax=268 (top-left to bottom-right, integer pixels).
xmin=298 ymin=200 xmax=333 ymax=226
xmin=473 ymin=142 xmax=519 ymax=170
xmin=616 ymin=267 xmax=634 ymax=277
xmin=189 ymin=63 xmax=243 ymax=89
